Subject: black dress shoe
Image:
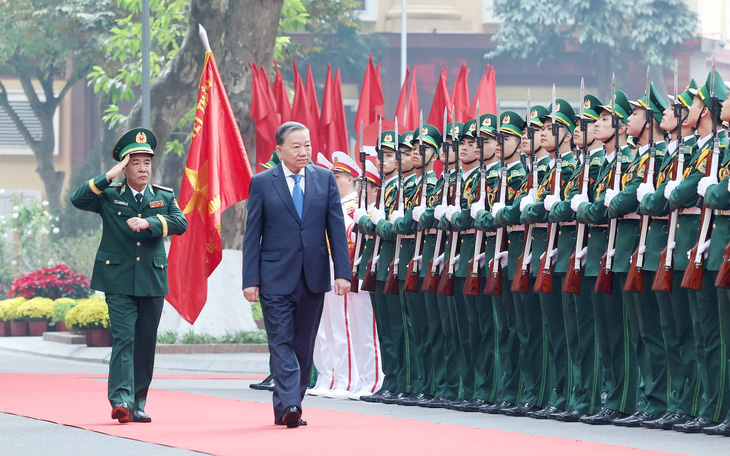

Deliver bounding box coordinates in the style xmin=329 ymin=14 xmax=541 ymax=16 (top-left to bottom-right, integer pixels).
xmin=250 ymin=374 xmax=275 ymax=391
xmin=363 ymin=389 xmax=392 ymax=403
xmin=613 ymin=411 xmax=655 ymax=427
xmin=503 ymin=403 xmax=540 ymax=417
xmin=527 ymin=405 xmax=561 ymax=420
xmin=547 ymin=407 xmax=566 ymax=420
xmin=448 ymin=399 xmax=471 ymax=411
xmin=381 ymin=392 xmax=409 ymax=405
xmin=701 ymin=420 xmax=730 ymax=436
xmin=496 ymin=401 xmax=516 ymax=414
xmin=111 ymin=402 xmax=131 ymax=423
xmin=579 ymin=408 xmax=628 ymax=425
xmin=400 ymin=393 xmax=432 ymax=406
xmin=130 ymin=410 xmax=152 ymax=423
xmin=673 ymin=416 xmax=717 ymax=433
xmin=275 ymin=418 xmax=307 ymax=426
xmin=421 ymin=395 xmax=453 ymax=409
xmin=554 ymin=409 xmax=586 ymax=422
xmin=481 ymin=401 xmax=506 ymax=414
xmin=461 ymin=398 xmax=490 ymax=412
xmin=281 ymin=405 xmax=303 ymax=428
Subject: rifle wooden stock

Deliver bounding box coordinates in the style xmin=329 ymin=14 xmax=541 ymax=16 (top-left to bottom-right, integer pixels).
xmin=561 ymin=252 xmax=582 ymax=294
xmin=594 ymin=253 xmax=613 ymax=294
xmin=403 ymin=259 xmax=420 ymax=292
xmin=361 ymin=258 xmax=377 ymax=292
xmin=533 ymin=223 xmax=556 ymax=294
xmin=437 ymin=268 xmax=456 ymax=295
xmin=483 ymin=259 xmax=503 ymax=295
xmin=715 ymin=242 xmax=730 ymax=288
xmin=511 ymin=225 xmax=533 ymax=293
xmin=384 ymin=261 xmax=399 ymax=295
xmin=421 ymin=259 xmax=440 ymax=293
xmin=652 ymin=247 xmax=673 ymax=292
xmin=681 ymin=244 xmax=704 ymax=291
xmin=350 ymin=271 xmax=360 ymax=293
xmin=462 ymin=259 xmax=481 ymax=296
xmin=624 ymin=250 xmax=645 ymax=293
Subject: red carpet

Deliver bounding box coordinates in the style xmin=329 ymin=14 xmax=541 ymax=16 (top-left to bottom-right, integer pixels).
xmin=0 ymin=373 xmax=686 ymax=456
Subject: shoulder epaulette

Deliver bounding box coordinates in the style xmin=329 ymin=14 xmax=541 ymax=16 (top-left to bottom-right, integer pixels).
xmin=621 ymin=155 xmax=631 ymax=163
xmin=508 ymin=169 xmax=524 ymax=178
xmin=488 ymin=169 xmax=499 ymax=178
xmin=537 ymin=164 xmax=548 ymax=172
xmin=152 ymin=184 xmax=174 ymax=192
xmin=109 ymin=182 xmax=123 ymax=187
xmin=590 ymin=156 xmax=603 ymax=166
xmin=563 ymin=161 xmax=576 ymax=170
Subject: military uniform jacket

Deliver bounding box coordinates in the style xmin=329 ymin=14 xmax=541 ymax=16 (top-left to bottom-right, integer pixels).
xmin=374 ymin=175 xmax=399 ymax=281
xmin=401 ymin=171 xmax=438 ymax=278
xmin=70 ymin=174 xmax=187 ymax=296
xmin=705 ymin=146 xmax=730 ymax=268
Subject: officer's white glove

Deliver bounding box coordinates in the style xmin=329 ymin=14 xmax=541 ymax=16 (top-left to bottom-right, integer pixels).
xmin=475 ymin=252 xmax=486 ymax=268
xmin=603 ymin=188 xmax=617 ymax=208
xmin=543 ymin=194 xmax=560 ymax=211
xmin=470 ymin=200 xmax=486 ymax=220
xmin=370 ymin=208 xmax=385 ymax=225
xmin=445 ymin=205 xmax=460 ymax=222
xmin=353 ymin=208 xmax=368 ymax=224
xmin=577 ymin=246 xmax=588 ymax=268
xmin=450 ymin=253 xmax=460 ymax=270
xmin=389 ymin=210 xmax=404 ymax=224
xmin=571 ymin=193 xmax=589 ymax=212
xmin=491 ymin=201 xmax=506 ymax=218
xmin=519 ymin=189 xmax=536 ymax=212
xmin=636 ymin=182 xmax=655 ymax=203
xmin=412 ymin=205 xmax=427 ymax=222
xmin=495 ymin=250 xmax=509 ymax=269
xmin=664 ymin=179 xmax=679 ymax=200
xmin=434 ymin=204 xmax=448 ymax=221
xmin=697 ymin=176 xmax=718 ymax=197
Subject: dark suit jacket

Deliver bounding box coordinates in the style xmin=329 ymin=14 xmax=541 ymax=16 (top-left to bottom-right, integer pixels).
xmin=242 ymin=163 xmax=350 ymax=295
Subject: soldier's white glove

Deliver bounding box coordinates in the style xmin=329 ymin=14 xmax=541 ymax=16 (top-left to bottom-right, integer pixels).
xmin=543 ymin=193 xmax=560 ymax=211
xmin=389 ymin=210 xmax=404 ymax=224
xmin=519 ymin=189 xmax=536 ymax=212
xmin=491 ymin=201 xmax=506 ymax=218
xmin=667 ymin=241 xmax=676 ymax=252
xmin=728 ymin=177 xmax=730 ymax=193
xmin=571 ymin=193 xmax=589 ymax=212
xmin=636 ymin=182 xmax=655 ymax=203
xmin=698 ymin=239 xmax=712 ymax=259
xmin=433 ymin=253 xmax=445 ymax=268
xmin=547 ymin=248 xmax=558 ymax=265
xmin=664 ymin=179 xmax=679 ymax=200
xmin=353 ymin=254 xmax=363 ymax=266
xmin=470 ymin=200 xmax=486 ymax=220
xmin=353 ymin=208 xmax=368 ymax=224
xmin=603 ymin=188 xmax=617 ymax=208
xmin=370 ymin=208 xmax=385 ymax=225
xmin=608 ymin=248 xmax=615 ymax=258
xmin=412 ymin=255 xmax=422 ymax=266
xmin=475 ymin=252 xmax=486 ymax=268
xmin=412 ymin=205 xmax=427 ymax=222
xmin=577 ymin=246 xmax=588 ymax=267
xmin=434 ymin=204 xmax=448 ymax=221
xmin=524 ymin=252 xmax=532 ymax=266
xmin=697 ymin=176 xmax=718 ymax=197
xmin=495 ymin=250 xmax=509 ymax=269
xmin=450 ymin=253 xmax=460 ymax=270
xmin=445 ymin=205 xmax=460 ymax=222
xmin=372 ymin=254 xmax=380 ymax=266
xmin=638 ymin=245 xmax=646 ymax=255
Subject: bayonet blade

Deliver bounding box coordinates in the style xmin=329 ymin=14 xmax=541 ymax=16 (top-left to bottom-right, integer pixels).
xmin=377 ymin=116 xmax=382 ymax=150
xmin=394 ymin=115 xmax=399 ymax=152
xmin=526 ymin=88 xmax=532 ymax=128
xmin=673 ymin=59 xmax=678 ymax=102
xmin=711 ymin=53 xmax=717 ymax=99
xmin=551 ymin=84 xmax=557 ymax=124
xmin=579 ymin=77 xmax=585 ymax=120
xmin=611 ymin=73 xmax=616 ymax=112
xmin=645 ymin=65 xmax=651 ymax=112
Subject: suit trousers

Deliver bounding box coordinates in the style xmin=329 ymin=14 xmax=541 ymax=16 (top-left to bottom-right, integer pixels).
xmin=261 ymin=273 xmax=325 ymax=420
xmin=105 ymin=293 xmax=164 ymax=411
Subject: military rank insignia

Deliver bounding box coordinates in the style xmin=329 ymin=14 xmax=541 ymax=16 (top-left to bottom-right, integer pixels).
xmin=697 ymin=156 xmax=708 ymax=174
xmin=591 ymin=156 xmax=603 ymax=166
xmin=150 ymin=200 xmax=164 ymax=208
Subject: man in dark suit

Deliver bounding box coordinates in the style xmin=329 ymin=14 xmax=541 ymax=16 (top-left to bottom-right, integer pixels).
xmin=243 ymin=121 xmax=351 ymax=428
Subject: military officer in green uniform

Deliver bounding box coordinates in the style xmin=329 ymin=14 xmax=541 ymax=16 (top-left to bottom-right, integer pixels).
xmin=71 ymin=128 xmax=187 ymax=423
xmin=666 ymin=69 xmax=730 ymax=433
xmin=545 ymin=94 xmax=605 ymax=422
xmin=637 ymin=80 xmax=699 ymax=430
xmin=521 ymin=99 xmax=578 ymax=419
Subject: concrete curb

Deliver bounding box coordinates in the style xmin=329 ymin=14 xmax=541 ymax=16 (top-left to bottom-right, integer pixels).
xmin=155 ymin=343 xmax=269 ymax=354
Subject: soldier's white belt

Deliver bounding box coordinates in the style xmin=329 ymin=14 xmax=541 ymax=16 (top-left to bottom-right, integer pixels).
xmin=486 ymin=231 xmax=496 ymax=237
xmin=533 ymin=223 xmax=549 ymax=229
xmin=621 ymin=213 xmax=641 ymax=220
xmin=589 ymin=224 xmax=608 ymax=228
xmin=716 ymin=210 xmax=730 ymax=217
xmin=462 ymin=229 xmax=477 ymax=235
xmin=401 ymin=234 xmax=416 ymax=239
xmin=679 ymin=207 xmax=702 ymax=215
xmin=559 ymin=221 xmax=577 ymax=226
xmin=508 ymin=225 xmax=525 ymax=232
xmin=425 ymin=229 xmax=439 ymax=235
xmin=652 ymin=215 xmax=669 ymax=220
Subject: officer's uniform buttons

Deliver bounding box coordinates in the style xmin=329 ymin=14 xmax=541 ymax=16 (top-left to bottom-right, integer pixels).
xmin=118 ymin=212 xmax=122 ymax=216
xmin=138 ymin=213 xmax=142 ymax=217
xmin=105 ymin=260 xmax=110 ymax=265
xmin=137 ymin=242 xmax=141 ymax=246
xmin=136 ymin=257 xmax=140 ymax=261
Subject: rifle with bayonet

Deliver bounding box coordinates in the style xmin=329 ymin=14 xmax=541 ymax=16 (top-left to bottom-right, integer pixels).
xmin=563 ymin=78 xmax=589 ymax=294
xmin=351 ymin=120 xmax=368 ymax=292
xmin=361 ymin=117 xmax=384 ymax=292
xmin=626 ymin=67 xmax=656 ymax=293
xmin=595 ymin=74 xmax=621 ymax=294
xmin=512 ymin=89 xmax=535 ymax=293
xmin=464 ymin=101 xmax=485 ymax=296
xmin=404 ymin=111 xmax=428 ymax=292
xmin=653 ymin=60 xmax=684 ymax=292
xmin=437 ymin=105 xmax=462 ymax=295
xmin=682 ymin=55 xmax=720 ymax=291
xmin=484 ymin=104 xmax=507 ymax=295
xmin=384 ymin=117 xmax=403 ymax=295
xmin=534 ymin=85 xmax=561 ymax=294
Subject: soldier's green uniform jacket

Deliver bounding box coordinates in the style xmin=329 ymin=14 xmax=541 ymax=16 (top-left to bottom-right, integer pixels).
xmin=71 ymin=175 xmax=187 ymax=296
xmin=403 ymin=171 xmax=438 ymax=278
xmin=705 ymin=147 xmax=730 ymax=262
xmin=669 ymin=130 xmax=729 ymax=271
xmin=372 ymin=175 xmax=399 ymax=281
xmin=640 ymin=137 xmax=696 ymax=221
xmin=419 ymin=171 xmax=456 ymax=230
xmin=475 ymin=161 xmax=527 ymax=278
xmin=389 ymin=173 xmax=420 ymax=276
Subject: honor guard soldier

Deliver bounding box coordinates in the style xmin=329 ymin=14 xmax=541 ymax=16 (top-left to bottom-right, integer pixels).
xmin=71 ymin=128 xmax=188 ymax=423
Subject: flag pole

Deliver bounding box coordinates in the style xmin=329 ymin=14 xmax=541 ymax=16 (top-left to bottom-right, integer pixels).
xmin=141 ymin=0 xmax=151 ymax=128
xmin=198 ymin=24 xmax=211 ymax=52
xmin=400 ymin=0 xmax=407 ymax=86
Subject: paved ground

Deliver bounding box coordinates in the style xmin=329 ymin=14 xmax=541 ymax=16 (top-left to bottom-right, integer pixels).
xmin=1 ymin=337 xmax=728 ymax=456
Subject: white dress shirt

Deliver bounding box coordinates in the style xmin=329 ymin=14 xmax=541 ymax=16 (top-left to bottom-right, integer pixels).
xmin=130 ymin=185 xmax=147 ymax=202
xmin=282 ymin=161 xmax=306 ymax=195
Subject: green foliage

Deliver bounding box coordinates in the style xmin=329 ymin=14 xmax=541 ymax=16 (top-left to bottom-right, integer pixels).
xmin=488 ymin=0 xmax=695 ymax=69
xmin=168 ymin=330 xmax=269 ymax=344
xmin=17 ymin=297 xmax=55 ymax=322
xmin=52 ymin=298 xmax=78 ymax=325
xmin=156 ymin=330 xmax=178 ymax=344
xmin=250 ymin=301 xmax=263 ymax=321
xmin=0 ymin=297 xmax=26 ymax=322
xmin=52 ymin=232 xmax=102 ymax=281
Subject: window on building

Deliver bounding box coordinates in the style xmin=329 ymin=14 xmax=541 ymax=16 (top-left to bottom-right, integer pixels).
xmin=0 ymin=90 xmax=58 ymax=156
xmin=354 ymin=0 xmax=377 ymax=22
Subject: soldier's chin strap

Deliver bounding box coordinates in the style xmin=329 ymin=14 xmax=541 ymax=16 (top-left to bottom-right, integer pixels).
xmin=504 ymin=140 xmax=521 ymax=161
xmin=694 ymin=105 xmax=706 ymax=132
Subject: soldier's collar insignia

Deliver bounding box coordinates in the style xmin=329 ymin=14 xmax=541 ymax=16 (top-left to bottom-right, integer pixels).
xmin=136 ymin=132 xmax=147 ymax=144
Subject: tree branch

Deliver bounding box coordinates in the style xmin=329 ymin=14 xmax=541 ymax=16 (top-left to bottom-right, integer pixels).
xmin=0 ymin=78 xmax=38 ymax=149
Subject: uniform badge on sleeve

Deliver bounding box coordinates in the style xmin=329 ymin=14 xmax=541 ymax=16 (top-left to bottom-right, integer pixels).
xmin=150 ymin=200 xmax=164 ymax=208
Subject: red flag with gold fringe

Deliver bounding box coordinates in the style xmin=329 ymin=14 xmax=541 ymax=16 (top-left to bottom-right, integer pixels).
xmin=167 ymin=51 xmax=253 ymax=324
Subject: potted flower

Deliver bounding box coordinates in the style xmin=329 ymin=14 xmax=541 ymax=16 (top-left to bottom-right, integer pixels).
xmin=0 ymin=297 xmax=28 ymax=336
xmin=65 ymin=296 xmax=111 ymax=347
xmin=0 ymin=298 xmax=26 ymax=336
xmin=52 ymin=298 xmax=78 ymax=332
xmin=17 ymin=297 xmax=55 ymax=336
xmin=8 ymin=264 xmax=92 ymax=300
